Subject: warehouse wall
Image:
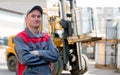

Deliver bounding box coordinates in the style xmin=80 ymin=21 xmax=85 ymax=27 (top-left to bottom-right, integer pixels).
xmin=0 ymin=9 xmax=25 ymax=37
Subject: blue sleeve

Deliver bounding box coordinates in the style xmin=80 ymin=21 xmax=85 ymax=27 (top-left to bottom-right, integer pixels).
xmin=14 ymin=36 xmax=47 ymax=65
xmin=38 ymin=37 xmax=60 ymax=62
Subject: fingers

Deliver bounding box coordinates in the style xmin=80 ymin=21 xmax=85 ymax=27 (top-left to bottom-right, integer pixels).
xmin=30 ymin=50 xmax=40 ymax=56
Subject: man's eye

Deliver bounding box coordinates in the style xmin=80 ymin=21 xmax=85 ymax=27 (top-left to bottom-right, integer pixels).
xmin=37 ymin=15 xmax=41 ymax=18
xmin=31 ymin=15 xmax=36 ymax=18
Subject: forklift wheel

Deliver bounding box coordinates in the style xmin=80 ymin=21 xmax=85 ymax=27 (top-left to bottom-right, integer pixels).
xmin=7 ymin=56 xmax=17 ymax=71
xmin=70 ymin=54 xmax=88 ymax=75
xmin=52 ymin=57 xmax=63 ymax=75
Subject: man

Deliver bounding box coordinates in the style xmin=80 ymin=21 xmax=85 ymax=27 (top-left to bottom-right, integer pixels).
xmin=14 ymin=5 xmax=60 ymax=75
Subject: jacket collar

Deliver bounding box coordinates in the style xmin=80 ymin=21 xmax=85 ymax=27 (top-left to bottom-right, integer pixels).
xmin=25 ymin=28 xmax=44 ymax=38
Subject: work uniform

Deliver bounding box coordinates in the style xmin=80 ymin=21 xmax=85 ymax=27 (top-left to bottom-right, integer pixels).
xmin=14 ymin=28 xmax=60 ymax=75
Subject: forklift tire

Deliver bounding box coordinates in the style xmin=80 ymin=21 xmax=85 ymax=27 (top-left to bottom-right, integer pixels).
xmin=70 ymin=54 xmax=89 ymax=75
xmin=7 ymin=56 xmax=17 ymax=72
xmin=52 ymin=57 xmax=63 ymax=75
xmin=79 ymin=54 xmax=89 ymax=74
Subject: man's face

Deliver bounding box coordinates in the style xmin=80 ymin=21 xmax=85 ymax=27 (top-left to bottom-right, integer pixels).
xmin=25 ymin=9 xmax=42 ymax=28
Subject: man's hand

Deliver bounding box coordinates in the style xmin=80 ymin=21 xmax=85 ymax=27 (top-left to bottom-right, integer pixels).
xmin=30 ymin=50 xmax=40 ymax=56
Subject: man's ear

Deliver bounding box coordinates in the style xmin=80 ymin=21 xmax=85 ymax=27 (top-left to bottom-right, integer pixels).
xmin=25 ymin=16 xmax=27 ymax=21
xmin=25 ymin=16 xmax=28 ymax=26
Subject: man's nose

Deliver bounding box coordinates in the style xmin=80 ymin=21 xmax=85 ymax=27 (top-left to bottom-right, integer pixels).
xmin=35 ymin=17 xmax=39 ymax=20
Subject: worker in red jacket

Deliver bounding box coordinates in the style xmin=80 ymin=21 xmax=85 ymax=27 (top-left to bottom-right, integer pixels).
xmin=14 ymin=5 xmax=60 ymax=75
